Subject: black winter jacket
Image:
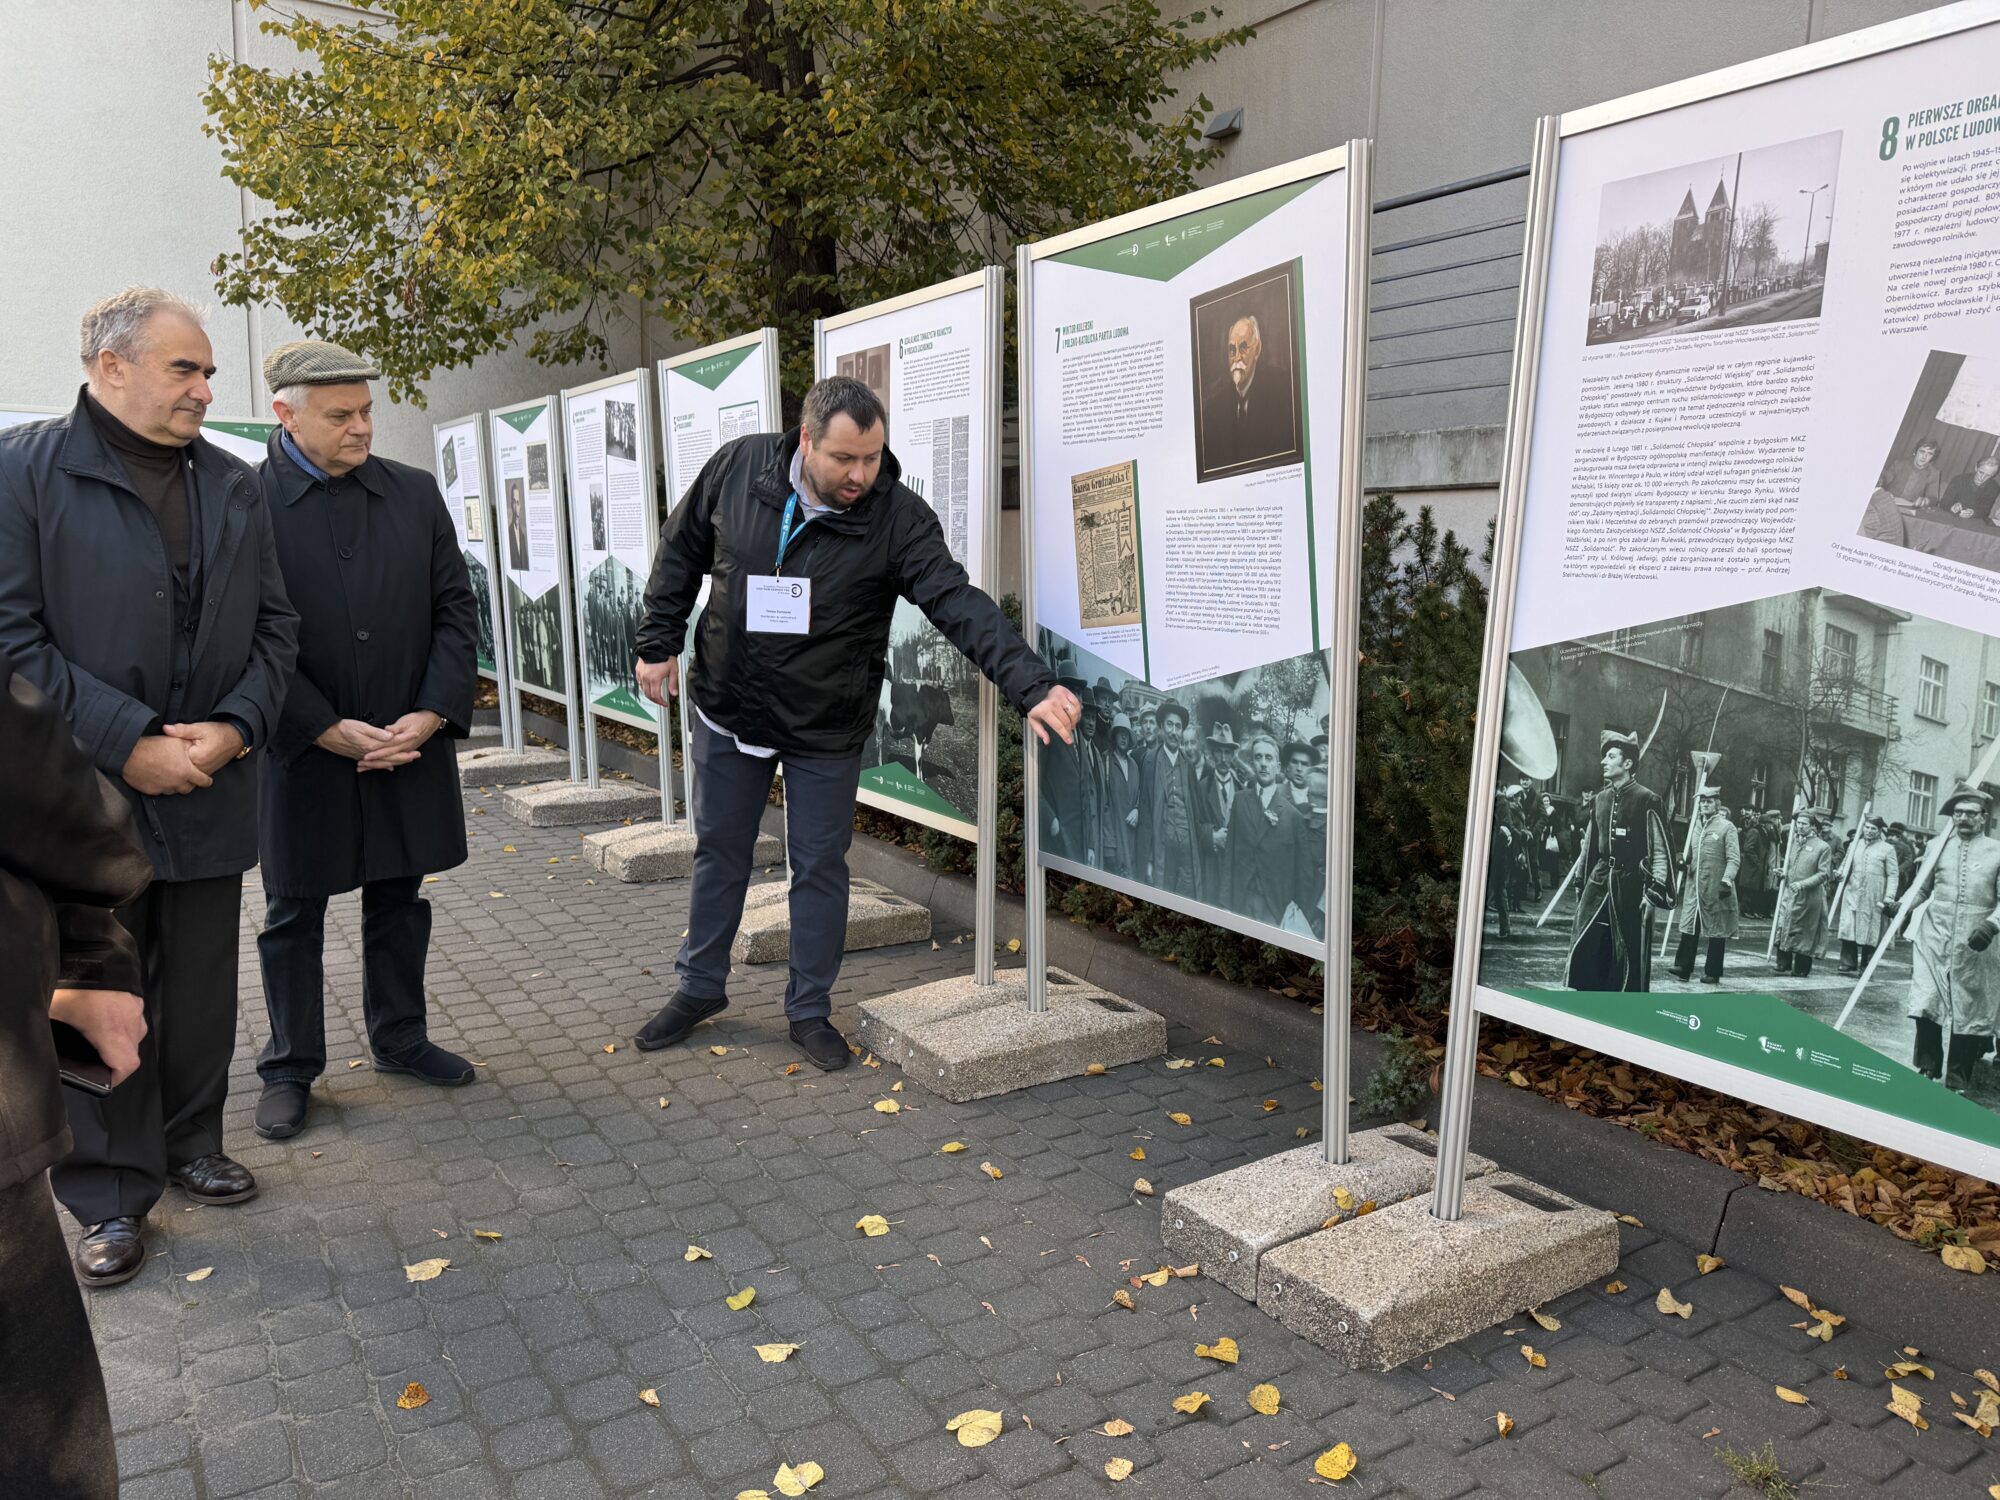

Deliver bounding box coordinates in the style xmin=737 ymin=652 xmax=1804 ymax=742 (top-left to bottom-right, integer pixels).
xmin=636 ymin=429 xmax=1055 ymax=756
xmin=0 ymin=659 xmax=152 ymax=1189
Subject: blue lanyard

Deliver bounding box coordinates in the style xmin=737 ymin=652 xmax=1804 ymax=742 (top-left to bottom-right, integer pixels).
xmin=775 ymin=492 xmax=812 ymax=573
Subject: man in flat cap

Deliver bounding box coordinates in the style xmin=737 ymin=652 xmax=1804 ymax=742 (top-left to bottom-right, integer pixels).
xmin=1565 ymin=727 xmax=1674 ymax=991
xmin=1771 ymin=807 xmax=1834 ymax=977
xmin=250 ymin=340 xmax=480 ymax=1141
xmin=1903 ymin=787 xmax=2000 ymax=1088
xmin=1668 ymin=785 xmax=1737 ymax=985
xmin=0 ymin=287 xmax=298 ymax=1286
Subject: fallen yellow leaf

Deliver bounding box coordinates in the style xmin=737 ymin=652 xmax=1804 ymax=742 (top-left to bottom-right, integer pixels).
xmin=873 ymin=1099 xmax=900 ymax=1115
xmin=396 ymin=1381 xmax=430 ymax=1410
xmin=1530 ymin=1309 xmax=1560 ymax=1332
xmin=946 ymin=1409 xmax=1003 ymax=1447
xmin=1941 ymin=1245 xmax=1988 ymax=1274
xmin=1314 ymin=1443 xmax=1357 ymax=1481
xmin=1130 ymin=1148 xmax=1146 ymax=1161
xmin=502 ymin=844 xmax=516 ymax=853
xmin=1615 ymin=1213 xmax=1643 ymax=1227
xmin=1248 ymin=1383 xmax=1280 ymax=1415
xmin=1884 ymin=1361 xmax=1934 ymax=1380
xmin=1506 ymin=1069 xmax=1529 ymax=1087
xmin=1207 ymin=1057 xmax=1225 ymax=1068
xmin=1775 ymin=1386 xmax=1809 ymax=1405
xmin=855 ymin=1215 xmax=891 ymax=1238
xmin=1520 ymin=1344 xmax=1546 ymax=1369
xmin=1137 ymin=1268 xmax=1171 ymax=1288
xmin=725 ymin=1287 xmax=756 ymax=1311
xmin=603 ymin=1044 xmax=617 ymax=1054
xmin=1171 ymin=1391 xmax=1210 ymax=1415
xmin=755 ymin=1344 xmax=800 ymax=1363
xmin=1692 ymin=1253 xmax=1724 ymax=1275
xmin=1112 ymin=1289 xmax=1136 ymax=1311
xmin=1495 ymin=1411 xmax=1515 ymax=1438
xmin=1086 ymin=1062 xmax=1108 ymax=1076
xmin=1165 ymin=1058 xmax=1194 ymax=1070
xmin=404 ymin=1258 xmax=451 ymax=1283
xmin=1105 ymin=1457 xmax=1134 ymax=1481
xmin=1005 ymin=938 xmax=1022 ymax=953
xmin=640 ymin=1388 xmax=660 ymax=1407
xmin=1604 ymin=1280 xmax=1628 ymax=1294
xmin=1101 ymin=1418 xmax=1135 ymax=1437
xmin=1332 ymin=1186 xmax=1355 ymax=1211
xmin=185 ymin=1267 xmax=214 ymax=1283
xmin=772 ymin=1460 xmax=823 ymax=1495
xmin=1196 ymin=1337 xmax=1239 ymax=1365
xmin=684 ymin=1245 xmax=712 ymax=1261
xmin=1953 ymin=1410 xmax=1993 ymax=1438
xmin=940 ymin=1141 xmax=967 ymax=1154
xmin=1262 ymin=1099 xmax=1280 ymax=1112
xmin=473 ymin=1229 xmax=503 ymax=1242
xmin=736 ymin=1492 xmax=772 ymax=1500
xmin=979 ymin=1161 xmax=1003 ymax=1180
xmin=488 ymin=891 xmax=506 ymax=899
xmin=891 ymin=1081 xmax=903 ymax=1092
xmin=1310 ymin=1078 xmax=1324 ymax=1091
xmin=1168 ymin=1112 xmax=1192 ymax=1126
xmin=1977 ymin=1369 xmax=1999 ymax=1394
xmin=1655 ymin=1288 xmax=1692 ymax=1319
xmin=659 ymin=1097 xmax=670 ymax=1109
xmin=1133 ymin=1178 xmax=1155 ymax=1196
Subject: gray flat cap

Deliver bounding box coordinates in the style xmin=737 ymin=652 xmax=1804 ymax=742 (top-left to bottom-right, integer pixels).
xmin=263 ymin=339 xmax=380 ymax=390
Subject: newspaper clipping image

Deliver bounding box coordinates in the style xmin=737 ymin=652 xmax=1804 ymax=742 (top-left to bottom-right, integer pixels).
xmin=1070 ymin=461 xmax=1143 ymax=629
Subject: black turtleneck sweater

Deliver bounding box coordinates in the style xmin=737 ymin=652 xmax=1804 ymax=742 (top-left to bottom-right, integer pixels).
xmin=82 ymin=390 xmax=191 ymax=579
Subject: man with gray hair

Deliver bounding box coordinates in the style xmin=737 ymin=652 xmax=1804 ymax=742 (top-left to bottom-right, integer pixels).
xmin=0 ymin=286 xmax=298 ymax=1287
xmin=632 ymin=376 xmax=1080 ymax=1069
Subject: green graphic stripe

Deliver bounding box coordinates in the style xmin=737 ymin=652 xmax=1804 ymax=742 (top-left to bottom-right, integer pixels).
xmin=859 ymin=762 xmax=969 ymax=825
xmin=205 ymin=419 xmax=275 ymax=441
xmin=1052 ymin=178 xmax=1323 ymax=281
xmin=1503 ymin=984 xmax=2000 ymax=1151
xmin=671 ymin=344 xmax=759 ymax=391
xmin=499 ymin=404 xmax=545 ymax=434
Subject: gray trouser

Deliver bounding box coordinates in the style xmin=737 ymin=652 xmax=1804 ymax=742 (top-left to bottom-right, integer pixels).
xmin=675 ymin=713 xmax=862 ymax=1022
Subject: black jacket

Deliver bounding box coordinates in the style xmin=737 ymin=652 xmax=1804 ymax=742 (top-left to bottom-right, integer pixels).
xmin=0 ymin=391 xmax=299 ymax=881
xmin=256 ymin=435 xmax=478 ymax=898
xmin=0 ymin=659 xmax=152 ymax=1189
xmin=637 ymin=429 xmax=1055 ymax=756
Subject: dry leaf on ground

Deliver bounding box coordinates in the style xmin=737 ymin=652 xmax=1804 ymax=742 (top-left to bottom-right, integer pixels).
xmin=1314 ymin=1443 xmax=1357 ymax=1480
xmin=1530 ymin=1309 xmax=1560 ymax=1332
xmin=726 ymin=1287 xmax=757 ymax=1311
xmin=1248 ymin=1383 xmax=1281 ymax=1415
xmin=1165 ymin=1058 xmax=1194 ymax=1070
xmin=1086 ymin=1063 xmax=1108 ymax=1076
xmin=1130 ymin=1148 xmax=1146 ymax=1161
xmin=639 ymin=1388 xmax=661 ymax=1407
xmin=772 ymin=1460 xmax=823 ymax=1495
xmin=1941 ymin=1245 xmax=1988 ymax=1274
xmin=1332 ymin=1187 xmax=1355 ymax=1211
xmin=1655 ymin=1288 xmax=1692 ymax=1319
xmin=980 ymin=1161 xmax=1004 ymax=1180
xmin=873 ymin=1099 xmax=901 ymax=1115
xmin=1171 ymin=1391 xmax=1211 ymax=1415
xmin=940 ymin=1141 xmax=967 ymax=1154
xmin=709 ymin=1046 xmax=729 ymax=1056
xmin=473 ymin=1229 xmax=502 ymax=1242
xmin=1695 ymin=1254 xmax=1724 ymax=1274
xmin=946 ymin=1409 xmax=1004 ymax=1447
xmin=1775 ymin=1386 xmax=1809 ymax=1405
xmin=1520 ymin=1344 xmax=1547 ymax=1369
xmin=1105 ymin=1457 xmax=1134 ymax=1481
xmin=755 ymin=1344 xmax=800 ymax=1363
xmin=1168 ymin=1112 xmax=1192 ymax=1126
xmin=185 ymin=1267 xmax=214 ymax=1283
xmin=1495 ymin=1412 xmax=1515 ymax=1437
xmin=1196 ymin=1338 xmax=1239 ymax=1364
xmin=685 ymin=1245 xmax=711 ymax=1261
xmin=1604 ymin=1280 xmax=1628 ymax=1294
xmin=1134 ymin=1178 xmax=1155 ymax=1196
xmin=1884 ymin=1360 xmax=1934 ymax=1380
xmin=404 ymin=1258 xmax=451 ymax=1283
xmin=1101 ymin=1418 xmax=1135 ymax=1437
xmin=1615 ymin=1213 xmax=1643 ymax=1227
xmin=855 ymin=1215 xmax=891 ymax=1238
xmin=396 ymin=1381 xmax=430 ymax=1410
xmin=1112 ymin=1289 xmax=1136 ymax=1311
xmin=1137 ymin=1268 xmax=1171 ymax=1287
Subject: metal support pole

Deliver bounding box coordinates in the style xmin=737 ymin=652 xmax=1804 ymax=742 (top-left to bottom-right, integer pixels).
xmin=1430 ymin=115 xmax=1563 ymax=1223
xmin=974 ymin=267 xmax=1005 ymax=987
xmin=1016 ymin=244 xmax=1048 ymax=1014
xmin=1321 ymin=141 xmax=1373 ymax=1168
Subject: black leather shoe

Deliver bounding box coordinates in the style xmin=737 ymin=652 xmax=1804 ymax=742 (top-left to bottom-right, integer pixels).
xmin=254 ymin=1081 xmax=311 ymax=1140
xmin=74 ymin=1217 xmax=145 ymax=1288
xmin=170 ymin=1153 xmax=258 ymax=1205
xmin=634 ymin=991 xmax=728 ymax=1051
xmin=789 ymin=1018 xmax=852 ymax=1072
xmin=372 ymin=1041 xmax=476 ymax=1086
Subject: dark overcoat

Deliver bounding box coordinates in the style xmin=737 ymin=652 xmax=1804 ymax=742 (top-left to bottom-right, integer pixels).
xmin=257 ymin=435 xmax=478 ymax=898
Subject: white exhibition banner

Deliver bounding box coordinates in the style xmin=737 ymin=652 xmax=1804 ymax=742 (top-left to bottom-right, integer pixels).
xmin=434 ymin=416 xmax=501 ymax=678
xmin=1023 ymin=152 xmax=1351 ymax=957
xmin=1467 ymin=2 xmax=2000 ymax=1179
xmin=660 ymin=333 xmax=779 ymax=507
xmin=2 ymin=408 xmax=274 ymax=467
xmin=489 ymin=399 xmax=572 ymax=701
xmin=563 ymin=372 xmax=657 ymax=732
xmin=821 ymin=276 xmax=996 ymax=838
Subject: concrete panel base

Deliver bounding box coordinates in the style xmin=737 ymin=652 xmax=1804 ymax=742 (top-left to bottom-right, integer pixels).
xmin=854 ymin=969 xmax=1167 ymax=1102
xmin=457 ymin=745 xmax=568 ymax=789
xmin=581 ymin=823 xmax=785 ymax=884
xmin=463 ymin=722 xmax=503 ymax=748
xmin=1257 ymin=1173 xmax=1619 ymax=1372
xmin=1160 ymin=1128 xmax=1498 ymax=1303
xmin=499 ymin=780 xmax=658 ymax=827
xmin=732 ymin=878 xmax=930 ymax=965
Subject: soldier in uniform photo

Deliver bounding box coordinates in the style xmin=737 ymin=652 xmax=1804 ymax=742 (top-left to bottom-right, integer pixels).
xmin=1903 ymin=787 xmax=2000 ymax=1089
xmin=1225 ymin=732 xmax=1309 ymax=928
xmin=1668 ymin=785 xmax=1738 ymax=985
xmin=1139 ymin=699 xmax=1199 ymax=897
xmin=1771 ymin=808 xmax=1835 ymax=977
xmin=1565 ymin=728 xmax=1674 ymax=992
xmin=1836 ymin=814 xmax=1900 ymax=976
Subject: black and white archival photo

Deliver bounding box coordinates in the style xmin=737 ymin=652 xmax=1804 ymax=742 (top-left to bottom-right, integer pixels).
xmin=508 ymin=579 xmax=565 ymax=695
xmin=1857 ymin=348 xmax=2000 ymax=575
xmin=1189 ymin=259 xmax=1304 ymax=483
xmin=1584 ymin=130 xmax=1841 ymax=346
xmin=605 ymin=399 xmax=638 ymax=464
xmin=834 ymin=344 xmax=892 ymax=444
xmin=504 ymin=477 xmax=529 ymax=572
xmin=860 ymin=602 xmax=980 ymax=822
xmin=588 ymin=483 xmax=607 ymax=553
xmin=1478 ymin=594 xmax=2000 ymax=1108
xmin=439 ymin=434 xmax=459 ymax=488
xmin=526 ymin=440 xmax=550 ymax=493
xmin=1037 ymin=626 xmax=1330 ymax=951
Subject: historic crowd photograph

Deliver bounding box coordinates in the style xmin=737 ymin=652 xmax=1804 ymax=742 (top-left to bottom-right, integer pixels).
xmin=834 ymin=343 xmax=893 ymax=443
xmin=1188 ymin=258 xmax=1304 ymax=483
xmin=862 ymin=602 xmax=980 ymax=823
xmin=504 ymin=476 xmax=529 ymax=573
xmin=526 ymin=438 xmax=550 ymax=492
xmin=1584 ymin=128 xmax=1841 ymax=346
xmin=604 ymin=398 xmax=639 ymax=465
xmin=1036 ymin=626 xmax=1330 ymax=952
xmin=1475 ymin=592 xmax=2000 ymax=1109
xmin=1857 ymin=347 xmax=2000 ymax=576
xmin=582 ymin=556 xmax=648 ymax=715
xmin=508 ymin=578 xmax=566 ymax=695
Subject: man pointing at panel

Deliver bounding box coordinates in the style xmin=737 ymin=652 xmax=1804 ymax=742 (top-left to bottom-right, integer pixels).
xmin=632 ymin=377 xmax=1080 ymax=1070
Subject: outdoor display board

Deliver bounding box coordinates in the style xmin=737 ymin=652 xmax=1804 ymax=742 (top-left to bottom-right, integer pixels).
xmin=1446 ymin=2 xmax=2000 ymax=1186
xmin=817 ymin=272 xmax=1002 ymax=838
xmin=1 ymin=407 xmax=275 ymax=465
xmin=489 ymin=394 xmax=581 ymax=777
xmin=433 ymin=415 xmax=507 ymax=685
xmin=1019 ymin=149 xmax=1358 ymax=959
xmin=658 ymin=330 xmax=783 ymax=805
xmin=562 ymin=371 xmax=659 ymax=743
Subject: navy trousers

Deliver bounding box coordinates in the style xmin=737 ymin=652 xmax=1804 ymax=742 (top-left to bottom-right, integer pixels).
xmin=257 ymin=876 xmax=432 ymax=1085
xmin=677 ymin=713 xmax=862 ymax=1022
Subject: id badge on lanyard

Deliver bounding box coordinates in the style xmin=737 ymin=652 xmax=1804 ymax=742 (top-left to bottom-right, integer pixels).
xmin=748 ymin=492 xmax=812 ymax=634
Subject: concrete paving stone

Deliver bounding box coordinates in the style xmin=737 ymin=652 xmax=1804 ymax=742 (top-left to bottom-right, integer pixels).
xmin=120 ymin=1474 xmax=201 ymax=1500
xmin=507 ymin=1457 xmax=608 ymax=1499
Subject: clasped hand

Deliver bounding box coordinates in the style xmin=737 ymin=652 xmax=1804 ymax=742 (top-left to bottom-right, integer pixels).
xmin=121 ymin=721 xmax=244 ymax=795
xmin=318 ymin=711 xmax=443 ymax=772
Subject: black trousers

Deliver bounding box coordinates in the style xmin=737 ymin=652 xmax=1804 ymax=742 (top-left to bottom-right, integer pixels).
xmin=257 ymin=876 xmax=431 ymax=1085
xmin=53 ymin=874 xmax=243 ymax=1225
xmin=0 ymin=1175 xmax=117 ymax=1497
xmin=1671 ymin=931 xmax=1726 ymax=980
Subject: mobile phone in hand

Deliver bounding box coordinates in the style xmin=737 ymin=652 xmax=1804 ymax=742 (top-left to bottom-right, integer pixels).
xmin=51 ymin=1019 xmax=116 ymax=1097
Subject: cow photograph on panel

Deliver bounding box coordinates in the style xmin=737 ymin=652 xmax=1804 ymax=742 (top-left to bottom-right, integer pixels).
xmin=1584 ymin=129 xmax=1840 ymax=346
xmin=1857 ymin=348 xmax=2000 ymax=576
xmin=1189 ymin=259 xmax=1304 ymax=483
xmin=1477 ymin=593 xmax=2000 ymax=1112
xmin=1036 ymin=626 xmax=1329 ymax=951
xmin=860 ymin=601 xmax=980 ymax=824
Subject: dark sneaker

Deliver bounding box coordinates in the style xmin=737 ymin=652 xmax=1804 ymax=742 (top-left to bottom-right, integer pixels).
xmin=372 ymin=1041 xmax=476 ymax=1086
xmin=74 ymin=1217 xmax=145 ymax=1288
xmin=789 ymin=1018 xmax=852 ymax=1072
xmin=169 ymin=1153 xmax=259 ymax=1205
xmin=253 ymin=1081 xmax=311 ymax=1140
xmin=634 ymin=991 xmax=728 ymax=1051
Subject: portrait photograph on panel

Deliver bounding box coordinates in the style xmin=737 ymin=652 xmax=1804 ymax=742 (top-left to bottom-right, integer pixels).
xmin=834 ymin=344 xmax=892 ymax=443
xmin=505 ymin=477 xmax=529 ymax=572
xmin=526 ymin=440 xmax=550 ymax=493
xmin=1857 ymin=349 xmax=2000 ymax=576
xmin=439 ymin=434 xmax=460 ymax=488
xmin=1584 ymin=129 xmax=1841 ymax=346
xmin=588 ymin=483 xmax=607 ymax=553
xmin=1189 ymin=259 xmax=1304 ymax=483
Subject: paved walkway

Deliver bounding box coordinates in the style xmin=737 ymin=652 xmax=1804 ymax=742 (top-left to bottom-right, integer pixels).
xmin=84 ymin=789 xmax=1994 ymax=1497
